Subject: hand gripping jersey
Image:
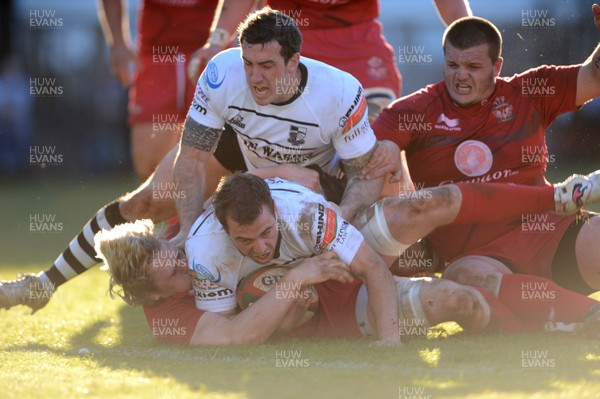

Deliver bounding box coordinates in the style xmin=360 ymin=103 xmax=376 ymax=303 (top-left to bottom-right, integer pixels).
xmin=185 ymin=178 xmax=365 ymax=313
xmin=188 ymin=48 xmax=376 ymax=177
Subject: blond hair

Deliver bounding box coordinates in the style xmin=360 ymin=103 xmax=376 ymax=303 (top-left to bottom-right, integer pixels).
xmin=94 ymin=219 xmax=163 ymax=306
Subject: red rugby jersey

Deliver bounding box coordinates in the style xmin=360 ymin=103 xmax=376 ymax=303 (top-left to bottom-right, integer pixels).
xmin=374 ymin=64 xmax=580 ymax=187
xmin=144 ymin=290 xmax=204 ymax=345
xmin=267 ymin=0 xmax=378 ymax=30
xmin=138 ymin=0 xmax=219 ymax=55
xmin=373 ymin=64 xmax=581 ymax=261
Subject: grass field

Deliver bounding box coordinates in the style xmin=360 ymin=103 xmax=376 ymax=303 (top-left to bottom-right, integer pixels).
xmin=1 ymin=170 xmax=600 ymax=399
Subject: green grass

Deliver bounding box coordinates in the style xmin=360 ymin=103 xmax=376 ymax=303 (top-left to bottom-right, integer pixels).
xmin=1 ymin=170 xmax=600 ymax=399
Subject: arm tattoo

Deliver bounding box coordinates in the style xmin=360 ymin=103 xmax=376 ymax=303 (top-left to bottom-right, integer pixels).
xmin=181 ymin=116 xmax=222 ymax=152
xmin=341 ymin=144 xmax=377 ymax=179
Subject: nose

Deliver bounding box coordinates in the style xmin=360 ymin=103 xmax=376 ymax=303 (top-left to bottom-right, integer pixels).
xmin=253 ymin=240 xmax=267 ymax=255
xmin=455 ymin=66 xmax=468 ymax=81
xmin=249 ymin=67 xmax=262 ymax=85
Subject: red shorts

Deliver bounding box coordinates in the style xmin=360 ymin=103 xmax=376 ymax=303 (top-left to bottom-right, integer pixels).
xmin=301 ymin=20 xmax=402 ymax=96
xmin=128 ymin=50 xmax=196 ymax=125
xmin=433 ymin=212 xmax=577 ymax=280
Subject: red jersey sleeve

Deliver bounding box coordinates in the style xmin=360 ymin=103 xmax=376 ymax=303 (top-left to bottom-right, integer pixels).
xmin=143 ymin=291 xmax=205 ymax=345
xmin=508 ymin=64 xmax=581 ymax=128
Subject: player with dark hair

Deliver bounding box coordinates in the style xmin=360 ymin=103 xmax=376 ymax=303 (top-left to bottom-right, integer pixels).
xmin=363 ymin=8 xmax=600 ymax=315
xmin=94 ymin=168 xmax=600 ymax=345
xmin=187 ymin=0 xmax=473 ymax=120
xmin=0 ymin=7 xmax=380 ymax=312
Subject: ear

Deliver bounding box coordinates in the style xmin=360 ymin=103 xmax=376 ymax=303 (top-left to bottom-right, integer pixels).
xmin=287 ymin=52 xmax=300 ymax=73
xmin=493 ymin=57 xmax=503 ymax=78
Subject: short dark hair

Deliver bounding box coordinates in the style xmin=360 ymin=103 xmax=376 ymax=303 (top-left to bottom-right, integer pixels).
xmin=237 ymin=6 xmax=302 ymax=63
xmin=213 ymin=173 xmax=275 ymax=232
xmin=442 ymin=17 xmax=503 ymax=63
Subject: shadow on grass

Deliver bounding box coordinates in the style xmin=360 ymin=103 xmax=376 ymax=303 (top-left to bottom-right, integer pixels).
xmin=16 ymin=304 xmax=596 ymax=398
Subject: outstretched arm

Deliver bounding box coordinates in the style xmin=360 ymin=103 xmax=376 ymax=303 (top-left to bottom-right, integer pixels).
xmin=349 ymin=242 xmax=400 ymax=345
xmin=171 ymin=116 xmax=222 ymax=247
xmin=575 ymin=4 xmax=600 ymax=106
xmin=189 ymin=252 xmax=353 ymax=345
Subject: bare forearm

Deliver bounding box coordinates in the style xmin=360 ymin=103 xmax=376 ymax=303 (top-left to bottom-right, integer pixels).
xmin=189 ymin=275 xmax=305 ymax=345
xmin=350 ymin=244 xmax=399 ymax=342
xmin=210 ymin=0 xmax=257 ymax=37
xmin=173 ymin=151 xmax=207 ymax=236
xmin=340 ymin=145 xmax=385 ymax=223
xmin=174 ymin=116 xmax=222 ymax=236
xmin=98 ymin=0 xmax=130 ymax=47
xmin=433 ymin=0 xmax=472 ymax=25
xmin=365 ymin=265 xmax=399 ymax=340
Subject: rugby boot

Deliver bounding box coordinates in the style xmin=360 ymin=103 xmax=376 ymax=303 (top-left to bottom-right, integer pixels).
xmin=0 ymin=273 xmax=54 ymax=314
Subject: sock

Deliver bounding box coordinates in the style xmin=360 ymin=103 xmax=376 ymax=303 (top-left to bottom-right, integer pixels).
xmin=454 ymin=183 xmax=555 ymax=224
xmin=38 ymin=201 xmax=127 ymax=288
xmin=498 ymin=274 xmax=598 ymax=323
xmin=476 ymin=288 xmax=544 ymax=333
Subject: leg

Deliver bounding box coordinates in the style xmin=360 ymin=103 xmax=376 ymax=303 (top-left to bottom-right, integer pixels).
xmin=357 ymin=182 xmax=556 ymax=258
xmin=442 ymin=255 xmax=511 ymax=296
xmin=0 ymin=146 xmax=230 ymax=312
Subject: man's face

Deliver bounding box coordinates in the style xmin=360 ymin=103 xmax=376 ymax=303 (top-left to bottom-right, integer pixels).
xmin=227 ymin=204 xmax=279 ymax=264
xmin=147 ymin=241 xmax=191 ymax=301
xmin=443 ymin=42 xmax=502 ymax=107
xmin=241 ymin=40 xmax=300 ymax=106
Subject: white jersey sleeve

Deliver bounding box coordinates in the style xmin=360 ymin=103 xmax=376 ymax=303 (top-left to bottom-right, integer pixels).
xmin=269 ymin=178 xmax=364 ymax=265
xmin=331 ymin=76 xmax=377 ymax=160
xmin=310 ymin=202 xmax=364 ymax=266
xmin=188 ymin=49 xmax=240 ymax=129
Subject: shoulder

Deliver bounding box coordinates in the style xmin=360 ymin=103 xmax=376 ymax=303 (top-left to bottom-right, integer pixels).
xmin=200 ymin=48 xmax=244 ymax=94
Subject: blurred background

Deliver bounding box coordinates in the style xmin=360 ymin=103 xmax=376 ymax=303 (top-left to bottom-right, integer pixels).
xmin=0 ymin=0 xmax=598 ymax=264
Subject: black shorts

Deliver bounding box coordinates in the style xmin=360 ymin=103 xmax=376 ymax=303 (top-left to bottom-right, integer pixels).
xmin=550 ymin=213 xmax=596 ymax=295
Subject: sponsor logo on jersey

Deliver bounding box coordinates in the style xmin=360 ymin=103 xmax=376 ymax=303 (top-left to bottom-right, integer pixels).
xmin=195 ymin=85 xmax=209 ymax=106
xmin=288 ymin=125 xmax=307 ymax=145
xmin=228 ymin=114 xmax=246 ymax=129
xmin=367 ymin=56 xmax=388 ymax=80
xmin=205 ymin=62 xmax=226 ymax=89
xmin=434 ymin=113 xmax=461 ymax=131
xmin=192 ymin=259 xmax=222 ymax=283
xmin=492 ymin=96 xmax=515 ymax=122
xmin=344 ymin=120 xmax=370 ymax=143
xmin=192 ymin=100 xmax=207 ymax=115
xmin=339 ymin=87 xmax=367 ymax=133
xmin=313 ymin=205 xmax=337 ymax=252
xmin=439 ymin=168 xmax=518 ymax=185
xmin=454 ymin=140 xmax=493 ymax=177
xmin=331 ymin=221 xmax=350 ymax=251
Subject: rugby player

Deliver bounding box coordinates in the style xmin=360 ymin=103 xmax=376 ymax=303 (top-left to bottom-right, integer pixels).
xmin=186 ymin=0 xmax=472 ymax=120
xmin=184 ymin=172 xmax=600 ymax=340
xmin=363 ymin=8 xmax=600 ymax=303
xmin=98 ymin=0 xmax=220 ymax=179
xmin=0 ymin=8 xmax=383 ymax=311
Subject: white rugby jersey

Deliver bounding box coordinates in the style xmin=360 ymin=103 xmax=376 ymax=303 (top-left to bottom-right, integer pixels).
xmin=185 ymin=178 xmax=365 ymax=313
xmin=188 ymin=48 xmax=376 ymax=176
